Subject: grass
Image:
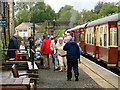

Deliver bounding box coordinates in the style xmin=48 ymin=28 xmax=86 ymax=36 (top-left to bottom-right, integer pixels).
xmin=54 ymin=29 xmax=66 ymax=37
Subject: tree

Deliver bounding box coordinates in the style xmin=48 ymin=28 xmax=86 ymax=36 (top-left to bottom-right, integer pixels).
xmin=15 ymin=9 xmax=30 ymax=26
xmin=57 ymin=5 xmax=79 ymax=21
xmin=94 ymin=1 xmax=104 ymax=14
xmin=15 ymin=0 xmax=35 ymax=12
xmin=30 ymin=2 xmax=56 ymax=23
xmin=15 ymin=2 xmax=56 ymax=26
xmin=99 ymin=2 xmax=118 ymax=17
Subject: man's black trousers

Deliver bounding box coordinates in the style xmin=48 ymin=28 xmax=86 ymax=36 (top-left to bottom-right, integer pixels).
xmin=67 ymin=58 xmax=79 ymax=79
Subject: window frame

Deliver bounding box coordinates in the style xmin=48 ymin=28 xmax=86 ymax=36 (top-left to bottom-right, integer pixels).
xmin=110 ymin=27 xmax=118 ymax=47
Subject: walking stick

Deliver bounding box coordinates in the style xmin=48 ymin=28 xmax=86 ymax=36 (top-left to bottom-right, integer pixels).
xmin=54 ymin=49 xmax=57 ymax=71
xmin=54 ymin=53 xmax=56 ymax=71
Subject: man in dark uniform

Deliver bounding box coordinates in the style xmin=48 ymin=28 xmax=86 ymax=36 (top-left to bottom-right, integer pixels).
xmin=63 ymin=36 xmax=80 ymax=81
xmin=7 ymin=33 xmax=19 ymax=59
xmin=28 ymin=34 xmax=34 ymax=50
xmin=28 ymin=34 xmax=34 ymax=60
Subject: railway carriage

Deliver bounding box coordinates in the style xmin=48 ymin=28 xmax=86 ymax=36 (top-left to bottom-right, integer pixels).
xmin=66 ymin=13 xmax=120 ymax=68
xmin=66 ymin=24 xmax=87 ymax=51
xmin=75 ymin=24 xmax=87 ymax=52
xmin=85 ymin=13 xmax=120 ymax=68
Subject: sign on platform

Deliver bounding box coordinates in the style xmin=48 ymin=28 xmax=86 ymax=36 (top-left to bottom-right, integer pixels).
xmin=0 ymin=20 xmax=7 ymax=27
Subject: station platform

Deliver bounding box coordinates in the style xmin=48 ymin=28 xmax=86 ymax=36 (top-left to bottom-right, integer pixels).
xmin=38 ymin=64 xmax=102 ymax=88
xmin=38 ymin=56 xmax=119 ymax=89
xmin=1 ymin=56 xmax=119 ymax=89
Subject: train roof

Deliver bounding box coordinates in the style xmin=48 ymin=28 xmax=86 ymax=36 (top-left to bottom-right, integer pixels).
xmin=73 ymin=23 xmax=87 ymax=30
xmin=87 ymin=13 xmax=120 ymax=27
xmin=66 ymin=23 xmax=87 ymax=32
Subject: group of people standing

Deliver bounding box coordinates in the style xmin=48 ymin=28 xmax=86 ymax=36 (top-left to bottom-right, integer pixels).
xmin=7 ymin=33 xmax=81 ymax=81
xmin=38 ymin=33 xmax=81 ymax=81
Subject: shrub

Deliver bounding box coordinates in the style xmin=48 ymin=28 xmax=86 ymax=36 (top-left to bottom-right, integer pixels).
xmin=0 ymin=40 xmax=4 ymax=61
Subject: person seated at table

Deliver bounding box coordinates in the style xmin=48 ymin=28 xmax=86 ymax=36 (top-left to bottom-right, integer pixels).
xmin=19 ymin=41 xmax=26 ymax=60
xmin=20 ymin=41 xmax=25 ymax=52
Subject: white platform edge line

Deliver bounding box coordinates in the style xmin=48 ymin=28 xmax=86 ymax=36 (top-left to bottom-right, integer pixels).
xmin=81 ymin=56 xmax=120 ymax=78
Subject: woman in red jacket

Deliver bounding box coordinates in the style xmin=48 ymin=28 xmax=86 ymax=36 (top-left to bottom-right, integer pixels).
xmin=40 ymin=35 xmax=53 ymax=69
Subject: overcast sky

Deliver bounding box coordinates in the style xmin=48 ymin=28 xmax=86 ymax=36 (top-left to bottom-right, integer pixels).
xmin=15 ymin=0 xmax=119 ymax=13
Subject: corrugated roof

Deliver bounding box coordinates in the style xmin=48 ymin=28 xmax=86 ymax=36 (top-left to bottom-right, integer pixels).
xmin=87 ymin=13 xmax=120 ymax=27
xmin=24 ymin=23 xmax=39 ymax=28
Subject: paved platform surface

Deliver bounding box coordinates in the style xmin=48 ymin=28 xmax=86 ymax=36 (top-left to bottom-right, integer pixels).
xmin=81 ymin=56 xmax=120 ymax=88
xmin=38 ymin=63 xmax=102 ymax=88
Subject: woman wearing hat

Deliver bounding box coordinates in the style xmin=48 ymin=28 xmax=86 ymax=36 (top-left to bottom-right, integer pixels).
xmin=55 ymin=37 xmax=67 ymax=72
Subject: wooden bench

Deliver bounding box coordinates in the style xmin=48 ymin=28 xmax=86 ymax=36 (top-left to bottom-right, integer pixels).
xmin=0 ymin=77 xmax=31 ymax=89
xmin=11 ymin=64 xmax=39 ymax=89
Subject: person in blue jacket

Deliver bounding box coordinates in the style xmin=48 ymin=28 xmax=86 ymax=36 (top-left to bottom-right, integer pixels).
xmin=63 ymin=36 xmax=80 ymax=81
xmin=7 ymin=33 xmax=19 ymax=59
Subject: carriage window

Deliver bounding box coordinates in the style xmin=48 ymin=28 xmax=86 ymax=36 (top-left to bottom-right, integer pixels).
xmin=92 ymin=34 xmax=94 ymax=44
xmin=100 ymin=34 xmax=102 ymax=46
xmin=114 ymin=31 xmax=117 ymax=46
xmin=104 ymin=34 xmax=107 ymax=46
xmin=100 ymin=27 xmax=103 ymax=46
xmin=110 ymin=33 xmax=112 ymax=45
xmin=81 ymin=32 xmax=84 ymax=41
xmin=104 ymin=26 xmax=107 ymax=46
xmin=87 ymin=34 xmax=88 ymax=43
xmin=110 ymin=27 xmax=117 ymax=46
xmin=89 ymin=34 xmax=91 ymax=44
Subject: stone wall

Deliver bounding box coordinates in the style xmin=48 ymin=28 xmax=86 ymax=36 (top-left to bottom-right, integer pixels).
xmin=0 ymin=1 xmax=15 ymax=48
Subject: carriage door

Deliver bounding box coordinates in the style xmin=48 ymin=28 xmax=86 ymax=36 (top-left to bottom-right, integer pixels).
xmin=109 ymin=23 xmax=118 ymax=67
xmin=93 ymin=26 xmax=96 ymax=57
xmin=79 ymin=29 xmax=85 ymax=52
xmin=95 ymin=26 xmax=99 ymax=58
xmin=118 ymin=21 xmax=120 ymax=67
xmin=72 ymin=31 xmax=75 ymax=41
xmin=76 ymin=30 xmax=80 ymax=43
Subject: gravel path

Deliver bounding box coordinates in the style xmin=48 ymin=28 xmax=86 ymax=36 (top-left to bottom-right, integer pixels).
xmin=38 ymin=63 xmax=102 ymax=88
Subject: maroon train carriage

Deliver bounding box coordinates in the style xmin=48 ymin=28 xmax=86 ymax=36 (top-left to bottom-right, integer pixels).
xmin=66 ymin=13 xmax=120 ymax=68
xmin=85 ymin=13 xmax=120 ymax=68
xmin=69 ymin=24 xmax=87 ymax=52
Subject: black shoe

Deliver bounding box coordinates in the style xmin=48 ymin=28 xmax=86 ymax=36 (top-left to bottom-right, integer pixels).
xmin=67 ymin=78 xmax=71 ymax=81
xmin=75 ymin=76 xmax=79 ymax=81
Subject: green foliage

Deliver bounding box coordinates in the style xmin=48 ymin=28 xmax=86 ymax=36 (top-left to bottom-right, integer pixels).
xmin=99 ymin=2 xmax=119 ymax=17
xmin=17 ymin=35 xmax=23 ymax=46
xmin=57 ymin=1 xmax=119 ymax=25
xmin=54 ymin=29 xmax=66 ymax=36
xmin=57 ymin=5 xmax=79 ymax=21
xmin=15 ymin=9 xmax=30 ymax=27
xmin=15 ymin=0 xmax=35 ymax=11
xmin=30 ymin=2 xmax=56 ymax=23
xmin=0 ymin=40 xmax=4 ymax=61
xmin=94 ymin=1 xmax=104 ymax=14
xmin=15 ymin=2 xmax=56 ymax=26
xmin=15 ymin=1 xmax=120 ymax=36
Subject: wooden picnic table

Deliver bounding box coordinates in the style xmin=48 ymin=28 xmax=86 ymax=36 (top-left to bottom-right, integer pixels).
xmin=0 ymin=77 xmax=30 ymax=90
xmin=17 ymin=53 xmax=29 ymax=61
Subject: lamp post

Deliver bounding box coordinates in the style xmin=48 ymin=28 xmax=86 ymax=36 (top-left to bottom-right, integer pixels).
xmin=31 ymin=23 xmax=35 ymax=69
xmin=3 ymin=2 xmax=7 ymax=49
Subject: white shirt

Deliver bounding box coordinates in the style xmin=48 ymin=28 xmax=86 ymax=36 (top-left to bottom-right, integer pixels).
xmin=20 ymin=45 xmax=25 ymax=53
